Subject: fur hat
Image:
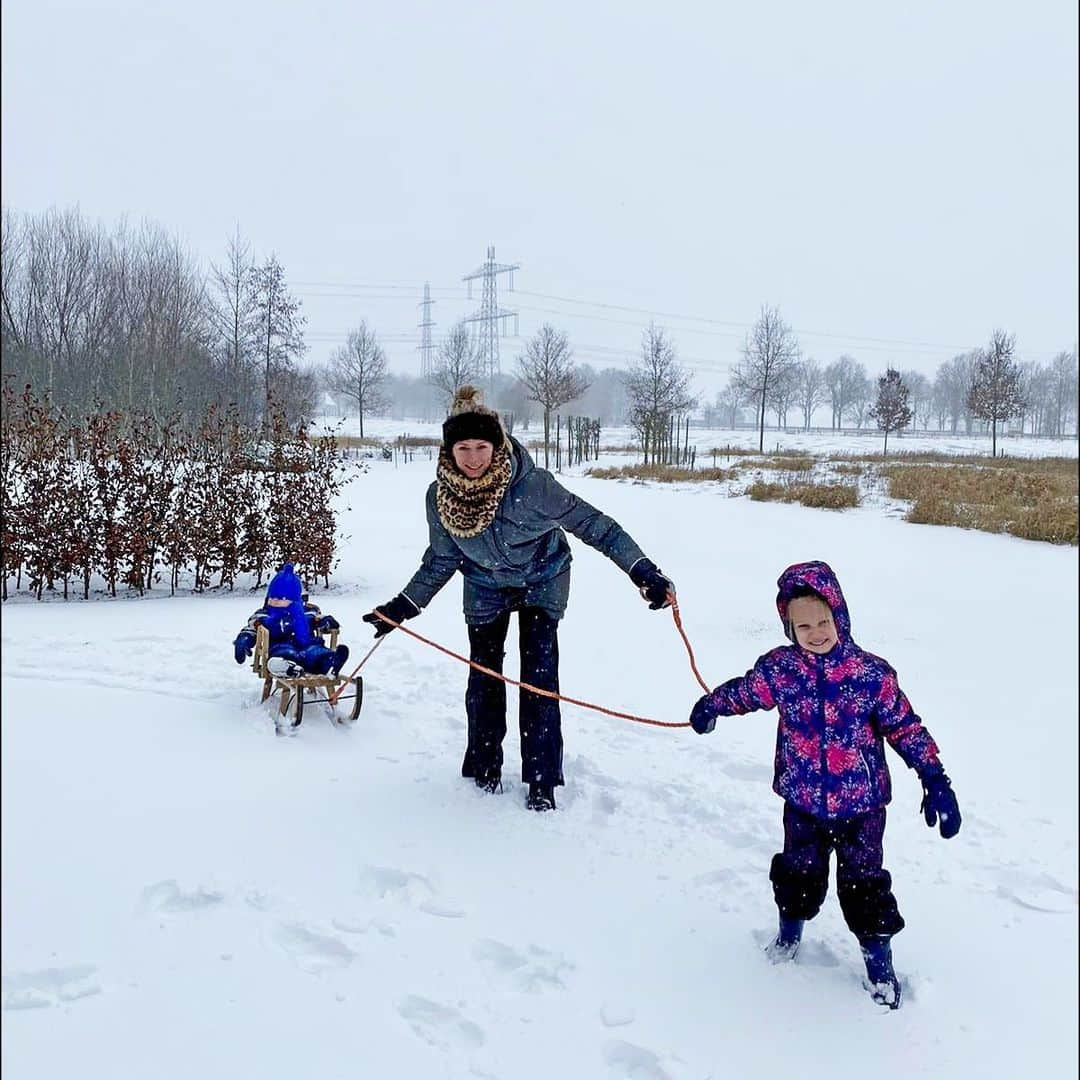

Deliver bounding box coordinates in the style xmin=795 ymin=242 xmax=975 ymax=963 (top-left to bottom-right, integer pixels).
xmin=441 ymin=385 xmax=505 ymax=452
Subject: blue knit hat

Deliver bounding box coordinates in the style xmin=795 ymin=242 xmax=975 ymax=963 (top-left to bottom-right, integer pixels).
xmin=266 ymin=563 xmax=304 ymax=604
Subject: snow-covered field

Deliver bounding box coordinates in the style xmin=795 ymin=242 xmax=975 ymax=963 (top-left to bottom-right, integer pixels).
xmin=2 ymin=439 xmax=1078 ymax=1079
xmin=329 ymin=414 xmax=1080 ymax=461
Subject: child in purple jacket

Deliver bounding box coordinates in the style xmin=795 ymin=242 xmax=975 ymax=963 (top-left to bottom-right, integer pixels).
xmin=688 ymin=560 xmax=961 ymax=1010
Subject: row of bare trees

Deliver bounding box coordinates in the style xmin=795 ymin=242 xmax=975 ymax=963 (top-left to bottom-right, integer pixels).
xmin=1 ymin=381 xmax=348 ymax=601
xmin=713 ymin=306 xmax=1076 ymax=443
xmin=1 ymin=207 xmax=311 ymax=428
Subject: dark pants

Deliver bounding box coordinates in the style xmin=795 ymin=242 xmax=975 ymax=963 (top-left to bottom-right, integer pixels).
xmin=459 ymin=607 xmax=564 ymax=786
xmin=769 ymin=802 xmax=905 ymax=940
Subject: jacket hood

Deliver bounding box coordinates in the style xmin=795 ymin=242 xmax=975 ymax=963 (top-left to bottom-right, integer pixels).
xmin=266 ymin=563 xmax=304 ymax=605
xmin=776 ymin=560 xmax=851 ymax=644
xmin=508 ymin=435 xmax=533 ymax=480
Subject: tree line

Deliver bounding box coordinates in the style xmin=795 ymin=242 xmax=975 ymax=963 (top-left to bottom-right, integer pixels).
xmin=1 ymin=207 xmax=312 ymax=429
xmin=714 ymin=306 xmax=1077 ymax=448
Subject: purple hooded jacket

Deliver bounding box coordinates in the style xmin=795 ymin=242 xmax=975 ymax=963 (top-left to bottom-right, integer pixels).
xmin=704 ymin=561 xmax=942 ymax=821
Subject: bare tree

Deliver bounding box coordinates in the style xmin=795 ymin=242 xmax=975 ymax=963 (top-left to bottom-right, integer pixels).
xmin=967 ymin=329 xmax=1024 ymax=456
xmin=734 ymin=305 xmax=800 ymax=451
xmin=516 ymin=323 xmax=589 ymax=467
xmin=793 ymin=358 xmax=829 ymax=430
xmin=934 ymin=352 xmax=978 ymax=433
xmin=900 ymin=369 xmax=931 ymax=430
xmin=1046 ymin=347 xmax=1079 ymax=437
xmin=326 ymin=321 xmax=389 ymax=437
xmin=251 ymin=253 xmax=306 ymax=425
xmin=823 ymin=355 xmax=866 ymax=430
xmin=624 ymin=324 xmax=695 ymax=464
xmin=429 ymin=321 xmax=481 ymax=408
xmin=210 ymin=227 xmax=259 ymax=419
xmin=869 ymin=368 xmax=913 ymax=456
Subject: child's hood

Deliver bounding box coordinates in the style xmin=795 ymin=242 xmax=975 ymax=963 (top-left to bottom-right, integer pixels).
xmin=775 ymin=560 xmax=852 ymax=643
xmin=266 ymin=563 xmax=304 ymax=605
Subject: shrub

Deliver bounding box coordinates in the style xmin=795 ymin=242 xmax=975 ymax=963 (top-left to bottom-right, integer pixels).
xmin=882 ymin=463 xmax=1078 ymax=545
xmin=586 ymin=464 xmax=731 ymax=483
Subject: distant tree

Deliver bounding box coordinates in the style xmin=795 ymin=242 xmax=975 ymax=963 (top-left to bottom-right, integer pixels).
xmin=717 ymin=382 xmax=745 ymax=428
xmin=900 ymin=370 xmax=931 ymax=430
xmin=624 ymin=324 xmax=695 ymax=464
xmin=210 ymin=227 xmax=259 ymax=421
xmin=516 ymin=324 xmax=588 ymax=467
xmin=868 ymin=368 xmax=913 ymax=456
xmin=794 ymin=358 xmax=829 ymax=430
xmin=733 ymin=305 xmax=800 ymax=451
xmin=823 ymin=355 xmax=864 ymax=430
xmin=1046 ymin=347 xmax=1079 ymax=437
xmin=967 ymin=330 xmax=1024 ymax=456
xmin=326 ymin=321 xmax=389 ymax=438
xmin=250 ymin=254 xmax=306 ymax=426
xmin=429 ymin=320 xmax=482 ymax=409
xmin=934 ymin=352 xmax=978 ymax=433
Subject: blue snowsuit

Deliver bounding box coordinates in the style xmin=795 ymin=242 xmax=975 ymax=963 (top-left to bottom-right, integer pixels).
xmin=233 ymin=564 xmax=344 ymax=675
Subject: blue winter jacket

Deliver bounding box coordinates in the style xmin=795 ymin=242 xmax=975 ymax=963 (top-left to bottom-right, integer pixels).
xmin=401 ymin=437 xmax=647 ymax=624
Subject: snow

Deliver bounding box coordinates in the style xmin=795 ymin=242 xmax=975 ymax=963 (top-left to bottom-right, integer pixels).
xmin=2 ymin=438 xmax=1078 ymax=1079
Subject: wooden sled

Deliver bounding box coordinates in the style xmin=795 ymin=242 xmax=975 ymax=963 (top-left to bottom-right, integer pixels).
xmin=252 ymin=623 xmax=363 ymax=733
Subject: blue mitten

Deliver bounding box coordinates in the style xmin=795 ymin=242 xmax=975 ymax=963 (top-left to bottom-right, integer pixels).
xmin=233 ymin=629 xmax=256 ymax=664
xmin=689 ymin=692 xmax=719 ymax=734
xmin=920 ymin=772 xmax=961 ymax=839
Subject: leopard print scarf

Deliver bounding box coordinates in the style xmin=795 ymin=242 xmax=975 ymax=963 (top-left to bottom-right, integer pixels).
xmin=435 ymin=444 xmax=513 ymax=539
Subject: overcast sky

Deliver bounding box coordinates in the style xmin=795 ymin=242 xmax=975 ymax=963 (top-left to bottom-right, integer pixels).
xmin=3 ymin=0 xmax=1077 ymax=398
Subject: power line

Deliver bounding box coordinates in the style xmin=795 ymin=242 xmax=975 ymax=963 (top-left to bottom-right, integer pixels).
xmin=291 ymin=275 xmax=977 ymax=354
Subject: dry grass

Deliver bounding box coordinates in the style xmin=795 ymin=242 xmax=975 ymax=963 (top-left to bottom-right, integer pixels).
xmin=395 ymin=435 xmax=440 ymax=448
xmin=755 ymin=453 xmax=816 ymax=472
xmin=746 ymin=480 xmax=860 ymax=510
xmin=832 ymin=463 xmax=865 ymax=477
xmin=586 ymin=463 xmax=732 ymax=483
xmin=881 ymin=462 xmax=1078 ymax=545
xmin=323 ymin=435 xmax=382 ymax=449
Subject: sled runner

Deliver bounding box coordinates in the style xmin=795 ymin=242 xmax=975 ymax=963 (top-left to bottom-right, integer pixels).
xmin=251 ymin=623 xmax=363 ymax=732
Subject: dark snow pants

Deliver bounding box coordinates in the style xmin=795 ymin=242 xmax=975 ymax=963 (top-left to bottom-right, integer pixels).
xmin=459 ymin=607 xmax=564 ymax=787
xmin=769 ymin=802 xmax=905 ymax=939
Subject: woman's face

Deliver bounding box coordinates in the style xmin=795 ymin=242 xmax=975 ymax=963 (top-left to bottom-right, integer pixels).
xmin=451 ymin=439 xmax=495 ymax=479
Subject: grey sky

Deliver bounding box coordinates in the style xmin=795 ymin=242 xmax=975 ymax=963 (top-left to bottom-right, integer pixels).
xmin=3 ymin=0 xmax=1077 ymax=398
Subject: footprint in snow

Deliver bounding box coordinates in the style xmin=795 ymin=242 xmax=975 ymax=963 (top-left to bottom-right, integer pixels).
xmin=269 ymin=922 xmax=356 ymax=974
xmin=604 ymin=1040 xmax=673 ymax=1080
xmin=396 ymin=995 xmax=485 ymax=1051
xmin=994 ymin=876 xmax=1078 ymax=914
xmin=472 ymin=939 xmax=573 ymax=993
xmin=140 ymin=879 xmax=225 ymax=914
xmin=2 ymin=965 xmax=101 ymax=1010
xmin=355 ymin=865 xmax=466 ymax=917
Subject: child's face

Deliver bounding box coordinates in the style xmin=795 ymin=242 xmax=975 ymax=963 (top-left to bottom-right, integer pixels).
xmin=266 ymin=596 xmax=291 ymax=608
xmin=787 ymin=595 xmax=838 ymax=655
xmin=451 ymin=439 xmax=495 ymax=479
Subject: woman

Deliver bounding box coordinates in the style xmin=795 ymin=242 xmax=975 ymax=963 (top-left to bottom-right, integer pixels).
xmin=364 ymin=386 xmax=674 ymax=811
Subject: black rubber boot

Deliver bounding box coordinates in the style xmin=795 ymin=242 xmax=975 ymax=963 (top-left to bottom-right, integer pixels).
xmin=526 ymin=782 xmax=556 ymax=812
xmin=474 ymin=770 xmax=503 ymax=795
xmin=860 ymin=935 xmax=902 ymax=1010
xmin=765 ymin=917 xmax=805 ymax=963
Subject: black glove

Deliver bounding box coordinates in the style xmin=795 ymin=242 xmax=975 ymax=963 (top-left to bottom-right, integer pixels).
xmin=629 ymin=558 xmax=675 ymax=610
xmin=362 ymin=594 xmax=418 ymax=638
xmin=920 ymin=772 xmax=961 ymax=839
xmin=317 ymin=615 xmax=340 ymax=633
xmin=689 ymin=692 xmax=718 ymax=734
xmin=233 ymin=629 xmax=255 ymax=664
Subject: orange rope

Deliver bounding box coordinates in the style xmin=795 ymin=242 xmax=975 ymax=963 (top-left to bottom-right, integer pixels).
xmin=671 ymin=597 xmax=712 ymax=693
xmin=339 ymin=593 xmax=716 ymax=729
